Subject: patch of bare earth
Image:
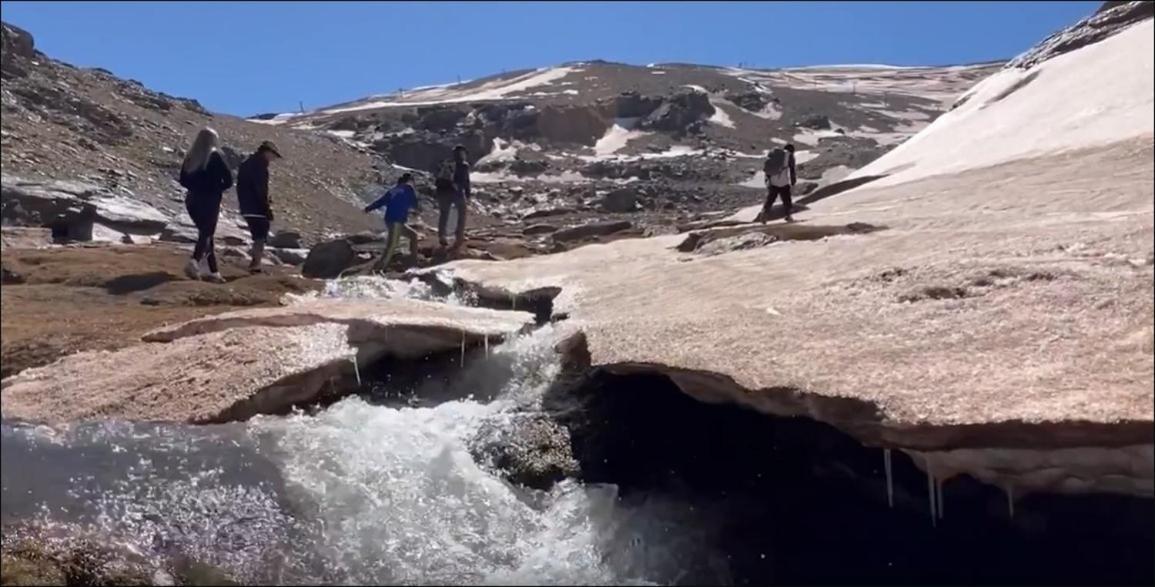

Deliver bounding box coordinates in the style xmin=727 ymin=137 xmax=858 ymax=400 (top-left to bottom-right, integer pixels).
xmin=0 ymin=243 xmax=320 ymax=378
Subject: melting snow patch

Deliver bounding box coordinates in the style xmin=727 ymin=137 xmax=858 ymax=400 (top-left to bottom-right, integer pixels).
xmin=593 ymin=118 xmax=645 ymax=156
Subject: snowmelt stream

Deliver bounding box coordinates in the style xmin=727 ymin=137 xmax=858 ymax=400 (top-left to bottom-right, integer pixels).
xmin=0 ymin=275 xmax=725 ymax=585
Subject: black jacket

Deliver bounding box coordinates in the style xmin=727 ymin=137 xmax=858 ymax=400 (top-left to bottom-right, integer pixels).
xmin=179 ymin=151 xmax=233 ymax=198
xmin=453 ymin=159 xmax=471 ymax=198
xmin=237 ymin=153 xmax=272 ymax=218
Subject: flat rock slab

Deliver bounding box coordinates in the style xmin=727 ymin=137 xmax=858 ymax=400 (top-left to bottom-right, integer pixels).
xmin=2 ymin=299 xmax=534 ymax=424
xmin=143 ymin=297 xmax=536 ymax=360
xmin=1 ymin=323 xmax=354 ymax=424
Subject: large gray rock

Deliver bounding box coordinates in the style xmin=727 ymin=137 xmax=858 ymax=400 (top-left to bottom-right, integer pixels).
xmin=599 ymin=188 xmax=640 ymax=213
xmin=268 ymin=229 xmax=303 ymax=249
xmin=302 ymin=238 xmax=357 ymax=278
xmin=1 ymin=21 xmax=36 ymax=78
xmin=1 ymin=176 xmax=171 ymax=241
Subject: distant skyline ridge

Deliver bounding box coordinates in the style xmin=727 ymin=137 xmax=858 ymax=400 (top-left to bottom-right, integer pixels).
xmin=0 ymin=0 xmax=1100 ymax=116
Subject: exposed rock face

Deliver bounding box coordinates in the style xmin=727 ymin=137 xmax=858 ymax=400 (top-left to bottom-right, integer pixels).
xmin=1009 ymin=0 xmax=1154 ymax=69
xmin=637 ymin=90 xmax=714 ymax=134
xmin=1 ymin=299 xmax=534 ymax=424
xmin=0 ymin=22 xmax=35 ymax=78
xmin=1 ymin=175 xmax=171 ymax=241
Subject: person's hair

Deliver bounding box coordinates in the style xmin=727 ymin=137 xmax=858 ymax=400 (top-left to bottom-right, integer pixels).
xmin=398 ymin=173 xmax=413 ymax=184
xmin=784 ymin=143 xmax=796 ymax=152
xmin=181 ymin=127 xmax=219 ymax=175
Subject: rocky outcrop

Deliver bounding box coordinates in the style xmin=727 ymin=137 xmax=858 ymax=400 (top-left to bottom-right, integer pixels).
xmin=302 ymin=238 xmax=358 ymax=278
xmin=1 ymin=299 xmax=534 ymax=424
xmin=470 ymin=412 xmax=580 ymax=490
xmin=637 ymin=90 xmax=714 ymax=134
xmin=1009 ymin=1 xmax=1153 ymax=69
xmin=0 ymin=21 xmax=36 ymax=79
xmin=1 ymin=175 xmax=171 ymax=241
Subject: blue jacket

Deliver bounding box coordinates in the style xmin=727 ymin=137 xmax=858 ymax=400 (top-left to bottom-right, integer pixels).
xmin=365 ymin=184 xmax=418 ymax=224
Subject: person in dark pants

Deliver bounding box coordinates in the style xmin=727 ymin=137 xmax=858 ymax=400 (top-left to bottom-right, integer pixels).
xmin=434 ymin=145 xmax=471 ymax=251
xmin=236 ymin=140 xmax=283 ymax=273
xmin=761 ymin=143 xmax=797 ymax=223
xmin=178 ymin=127 xmax=234 ymax=283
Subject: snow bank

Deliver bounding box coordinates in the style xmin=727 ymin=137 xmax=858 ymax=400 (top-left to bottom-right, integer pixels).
xmin=593 ymin=118 xmax=645 ymax=156
xmin=850 ymin=20 xmax=1154 ymax=188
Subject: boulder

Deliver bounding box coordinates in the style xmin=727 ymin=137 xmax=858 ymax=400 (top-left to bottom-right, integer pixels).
xmin=797 ymin=114 xmax=833 ymax=130
xmin=533 ymin=105 xmax=612 ymax=146
xmin=600 ymin=188 xmax=640 ymax=213
xmin=470 ymin=412 xmax=580 ymax=491
xmin=552 ymin=220 xmax=633 ymax=243
xmin=301 ymin=238 xmax=357 ymax=278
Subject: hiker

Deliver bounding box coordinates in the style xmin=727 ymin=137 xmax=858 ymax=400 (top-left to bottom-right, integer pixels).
xmin=761 ymin=143 xmax=797 ymax=223
xmin=236 ymin=140 xmax=283 ymax=274
xmin=178 ymin=127 xmax=234 ymax=283
xmin=363 ymin=172 xmax=421 ymax=272
xmin=434 ymin=145 xmax=471 ymax=250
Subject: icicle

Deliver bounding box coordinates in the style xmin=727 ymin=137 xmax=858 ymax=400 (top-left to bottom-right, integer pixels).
xmin=936 ymin=478 xmax=944 ymax=520
xmin=1006 ymin=483 xmax=1015 ymax=519
xmin=460 ymin=331 xmax=466 ymax=367
xmin=484 ymin=334 xmax=490 ymax=358
xmin=511 ymin=293 xmax=517 ymax=311
xmin=883 ymin=449 xmax=894 ymax=509
xmin=350 ymin=357 xmax=361 ymax=387
xmin=927 ymin=468 xmax=937 ymax=527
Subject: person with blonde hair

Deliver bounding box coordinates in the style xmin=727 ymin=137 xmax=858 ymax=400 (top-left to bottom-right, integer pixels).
xmin=178 ymin=127 xmax=234 ymax=282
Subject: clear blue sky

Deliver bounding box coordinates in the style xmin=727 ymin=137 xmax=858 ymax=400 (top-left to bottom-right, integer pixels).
xmin=1 ymin=1 xmax=1099 ymax=117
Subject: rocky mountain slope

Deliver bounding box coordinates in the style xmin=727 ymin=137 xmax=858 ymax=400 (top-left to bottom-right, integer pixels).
xmin=1 ymin=21 xmax=381 ymax=244
xmin=255 ymin=59 xmax=999 ymax=228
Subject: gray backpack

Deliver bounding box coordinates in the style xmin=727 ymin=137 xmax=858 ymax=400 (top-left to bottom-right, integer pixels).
xmin=764 ymin=147 xmax=790 ymax=185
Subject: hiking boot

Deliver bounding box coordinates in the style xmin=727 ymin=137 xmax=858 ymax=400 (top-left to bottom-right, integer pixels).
xmin=204 ymin=272 xmax=226 ymax=284
xmin=184 ymin=259 xmax=200 ymax=280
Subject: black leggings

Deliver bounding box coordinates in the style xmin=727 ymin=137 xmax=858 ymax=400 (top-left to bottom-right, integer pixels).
xmin=185 ymin=192 xmax=221 ymax=274
xmin=764 ymin=184 xmax=793 ymax=217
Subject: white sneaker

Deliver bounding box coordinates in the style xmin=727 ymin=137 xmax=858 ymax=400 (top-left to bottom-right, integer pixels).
xmin=183 ymin=259 xmax=200 ymax=280
xmin=204 ymin=272 xmax=226 ymax=284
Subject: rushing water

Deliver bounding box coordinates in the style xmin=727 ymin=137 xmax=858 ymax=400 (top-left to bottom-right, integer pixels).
xmin=0 ymin=276 xmax=726 ymax=585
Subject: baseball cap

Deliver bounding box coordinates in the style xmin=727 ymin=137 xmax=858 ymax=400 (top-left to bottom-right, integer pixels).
xmin=258 ymin=140 xmax=283 ymax=158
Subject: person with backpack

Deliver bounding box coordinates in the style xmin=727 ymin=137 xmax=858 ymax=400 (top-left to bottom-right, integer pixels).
xmin=760 ymin=143 xmax=797 ymax=223
xmin=178 ymin=127 xmax=234 ymax=283
xmin=364 ymin=172 xmax=421 ymax=273
xmin=434 ymin=145 xmax=471 ymax=250
xmin=236 ymin=140 xmax=283 ymax=274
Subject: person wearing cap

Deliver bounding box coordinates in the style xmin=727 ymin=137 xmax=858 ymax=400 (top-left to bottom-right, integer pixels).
xmin=364 ymin=172 xmax=421 ymax=272
xmin=236 ymin=140 xmax=283 ymax=273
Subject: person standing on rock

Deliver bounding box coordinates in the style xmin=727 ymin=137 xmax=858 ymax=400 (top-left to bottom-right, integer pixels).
xmin=178 ymin=127 xmax=234 ymax=283
xmin=364 ymin=172 xmax=421 ymax=273
xmin=236 ymin=140 xmax=283 ymax=274
xmin=760 ymin=143 xmax=797 ymax=223
xmin=434 ymin=145 xmax=471 ymax=251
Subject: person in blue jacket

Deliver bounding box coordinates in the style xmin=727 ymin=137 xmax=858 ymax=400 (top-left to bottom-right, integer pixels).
xmin=363 ymin=173 xmax=421 ymax=272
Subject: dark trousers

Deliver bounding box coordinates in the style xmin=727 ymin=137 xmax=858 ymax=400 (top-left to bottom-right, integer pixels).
xmin=185 ymin=192 xmax=221 ymax=274
xmin=763 ymin=184 xmax=793 ymax=218
xmin=436 ymin=190 xmax=467 ymax=246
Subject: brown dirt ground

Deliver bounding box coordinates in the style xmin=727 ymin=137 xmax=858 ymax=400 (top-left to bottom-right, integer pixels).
xmin=1 ymin=243 xmax=321 ymax=379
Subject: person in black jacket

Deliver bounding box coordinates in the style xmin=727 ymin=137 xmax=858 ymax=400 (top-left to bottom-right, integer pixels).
xmin=178 ymin=127 xmax=234 ymax=283
xmin=236 ymin=140 xmax=283 ymax=273
xmin=434 ymin=144 xmax=471 ymax=251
